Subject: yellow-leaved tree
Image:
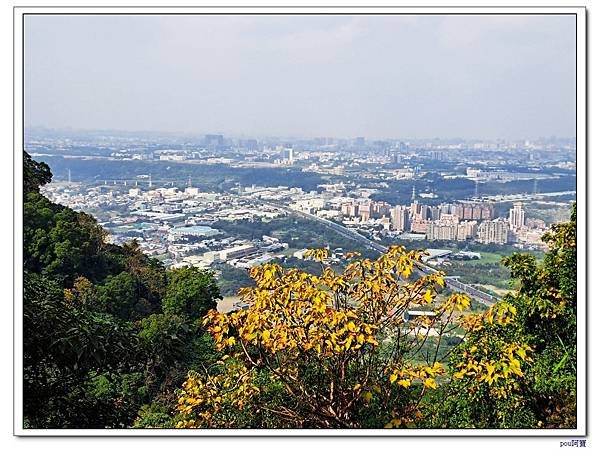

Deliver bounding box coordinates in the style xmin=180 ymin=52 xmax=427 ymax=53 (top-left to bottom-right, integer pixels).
xmin=174 ymin=246 xmax=528 ymax=428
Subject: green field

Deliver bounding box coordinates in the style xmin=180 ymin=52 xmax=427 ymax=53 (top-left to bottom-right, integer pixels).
xmin=460 ymin=251 xmax=504 ymax=265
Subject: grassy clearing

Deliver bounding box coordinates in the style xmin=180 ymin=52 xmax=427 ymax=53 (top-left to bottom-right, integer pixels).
xmin=460 ymin=251 xmax=504 ymax=265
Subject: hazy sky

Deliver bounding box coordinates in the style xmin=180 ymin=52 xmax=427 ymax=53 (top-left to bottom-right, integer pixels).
xmin=24 ymin=14 xmax=576 ymax=140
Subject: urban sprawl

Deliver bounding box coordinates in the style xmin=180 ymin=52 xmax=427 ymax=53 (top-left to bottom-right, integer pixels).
xmin=31 ymin=130 xmax=575 ymax=306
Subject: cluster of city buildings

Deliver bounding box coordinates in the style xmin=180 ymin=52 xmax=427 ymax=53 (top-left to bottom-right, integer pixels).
xmin=41 ymin=182 xmax=292 ymax=270
xmin=334 ymin=195 xmax=545 ymax=246
xmin=42 ymin=173 xmax=552 ymax=277
xmin=41 ymin=166 xmax=553 ymax=284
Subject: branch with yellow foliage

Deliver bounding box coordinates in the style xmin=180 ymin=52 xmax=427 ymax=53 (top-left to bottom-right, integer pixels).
xmin=175 ymin=246 xmax=530 ymax=428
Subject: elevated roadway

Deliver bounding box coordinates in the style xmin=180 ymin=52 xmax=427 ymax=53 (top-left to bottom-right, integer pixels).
xmin=263 ymin=201 xmax=499 ymax=307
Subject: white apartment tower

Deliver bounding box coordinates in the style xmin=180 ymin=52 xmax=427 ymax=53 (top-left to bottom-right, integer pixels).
xmin=509 ymin=202 xmax=525 ymax=230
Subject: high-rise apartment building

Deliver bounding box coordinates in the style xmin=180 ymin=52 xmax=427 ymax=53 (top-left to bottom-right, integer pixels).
xmin=205 ymin=134 xmax=224 ymax=147
xmin=372 ymin=201 xmax=390 ymax=218
xmin=426 ymin=221 xmax=456 ymax=240
xmin=358 ymin=204 xmax=371 ymax=222
xmin=410 ymin=200 xmax=420 ymax=217
xmin=426 ymin=214 xmax=476 ymax=241
xmin=341 ymin=201 xmax=358 ymax=217
xmin=411 ymin=218 xmax=429 ymax=234
xmin=391 ymin=206 xmax=410 ymax=231
xmin=457 ymin=220 xmax=478 ymax=241
xmin=451 ymin=202 xmax=495 ymax=221
xmin=477 ymin=219 xmax=509 ymax=244
xmin=509 ymin=202 xmax=525 ymax=230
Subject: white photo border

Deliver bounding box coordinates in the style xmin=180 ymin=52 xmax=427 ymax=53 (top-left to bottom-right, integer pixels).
xmin=13 ymin=4 xmax=587 ymax=437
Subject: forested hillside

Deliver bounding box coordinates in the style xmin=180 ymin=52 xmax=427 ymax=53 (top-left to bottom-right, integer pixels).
xmin=23 ymin=151 xmax=222 ymax=428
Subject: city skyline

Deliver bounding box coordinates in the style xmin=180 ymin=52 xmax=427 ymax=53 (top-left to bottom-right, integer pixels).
xmin=25 ymin=14 xmax=576 ymax=140
xmin=24 ymin=125 xmax=576 ymax=143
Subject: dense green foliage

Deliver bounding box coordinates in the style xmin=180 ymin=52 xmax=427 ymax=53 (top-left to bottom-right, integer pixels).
xmin=215 ymin=263 xmax=254 ymax=296
xmin=214 ymin=217 xmax=379 ymax=258
xmin=22 ymin=152 xmax=222 ymax=429
xmin=424 ymin=204 xmax=577 ymax=428
xmin=36 ymin=155 xmax=327 ymax=193
xmin=23 ymin=151 xmax=52 ymax=194
xmin=23 ymin=272 xmax=144 ymax=428
xmin=24 ymin=192 xmax=115 ymax=286
xmin=162 ymin=266 xmax=221 ymax=319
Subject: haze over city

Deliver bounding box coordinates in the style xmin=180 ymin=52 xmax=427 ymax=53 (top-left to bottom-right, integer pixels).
xmin=25 ymin=14 xmax=575 ymax=140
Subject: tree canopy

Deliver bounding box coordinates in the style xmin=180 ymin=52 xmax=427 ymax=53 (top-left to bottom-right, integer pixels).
xmin=175 ymin=248 xmax=526 ymax=428
xmin=425 ymin=203 xmax=577 ymax=428
xmin=24 ymin=150 xmax=52 ymax=194
xmin=176 ymin=204 xmax=577 ymax=429
xmin=162 ymin=266 xmax=221 ymax=320
xmin=22 ymin=152 xmax=222 ymax=428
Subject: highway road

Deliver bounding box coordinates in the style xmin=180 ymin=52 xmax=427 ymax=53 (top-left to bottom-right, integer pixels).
xmin=263 ymin=200 xmax=499 ymax=307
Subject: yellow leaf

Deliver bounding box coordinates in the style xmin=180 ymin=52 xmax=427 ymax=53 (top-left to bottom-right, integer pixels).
xmin=366 ymin=335 xmax=378 ymax=345
xmin=423 ymin=378 xmax=437 ymax=389
xmin=423 ymin=289 xmax=433 ymax=303
xmin=345 ymin=337 xmax=353 ymax=351
xmin=509 ymin=359 xmax=523 ymax=377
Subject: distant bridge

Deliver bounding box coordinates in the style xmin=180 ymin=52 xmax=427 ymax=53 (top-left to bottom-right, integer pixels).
xmin=474 ymin=191 xmax=575 ymax=202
